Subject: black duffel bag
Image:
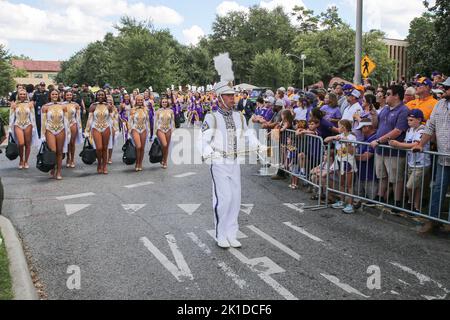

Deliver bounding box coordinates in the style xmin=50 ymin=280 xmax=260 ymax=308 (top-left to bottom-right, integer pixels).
xmin=5 ymin=133 xmax=19 ymax=161
xmin=179 ymin=112 xmax=186 ymax=124
xmin=79 ymin=138 xmax=96 ymax=165
xmin=36 ymin=141 xmax=56 ymax=173
xmin=149 ymin=138 xmax=163 ymax=164
xmin=175 ymin=114 xmax=181 ymax=128
xmin=122 ymin=139 xmax=136 ymax=165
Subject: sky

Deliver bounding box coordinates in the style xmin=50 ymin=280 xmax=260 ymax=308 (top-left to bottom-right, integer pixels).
xmin=0 ymin=0 xmax=432 ymax=61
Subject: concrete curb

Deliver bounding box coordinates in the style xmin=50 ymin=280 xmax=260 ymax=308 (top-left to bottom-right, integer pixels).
xmin=0 ymin=216 xmax=38 ymax=300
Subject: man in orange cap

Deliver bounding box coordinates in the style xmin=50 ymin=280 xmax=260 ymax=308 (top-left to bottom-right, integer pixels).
xmin=406 ymin=77 xmax=438 ymax=121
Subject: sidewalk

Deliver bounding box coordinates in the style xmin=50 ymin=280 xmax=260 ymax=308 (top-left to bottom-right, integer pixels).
xmin=0 ymin=216 xmax=38 ymax=300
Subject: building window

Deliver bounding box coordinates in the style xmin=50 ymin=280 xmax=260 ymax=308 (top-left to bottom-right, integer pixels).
xmin=48 ymin=74 xmax=57 ymax=80
xmin=34 ymin=73 xmax=43 ymax=79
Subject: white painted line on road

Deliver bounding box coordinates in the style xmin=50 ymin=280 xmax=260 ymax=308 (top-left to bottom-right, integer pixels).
xmin=390 ymin=290 xmax=400 ymax=295
xmin=56 ymin=193 xmax=95 ymax=201
xmin=177 ymin=204 xmax=201 ymax=215
xmin=122 ymin=204 xmax=147 ymax=214
xmin=206 ymin=231 xmax=298 ymax=300
xmin=65 ymin=204 xmax=91 ymax=216
xmin=207 ymin=230 xmax=248 ymax=240
xmin=283 ymin=222 xmax=323 ymax=242
xmin=124 ymin=181 xmax=154 ymax=189
xmin=187 ymin=232 xmax=248 ymax=290
xmin=283 ymin=203 xmax=305 ymax=214
xmin=240 ymin=204 xmax=254 ymax=215
xmin=321 ymin=274 xmax=370 ymax=299
xmin=398 ymin=279 xmax=410 ymax=286
xmin=246 ymin=225 xmax=301 ymax=261
xmin=390 ymin=262 xmax=449 ymax=300
xmin=140 ymin=235 xmax=194 ymax=282
xmin=174 ymin=172 xmax=197 ymax=178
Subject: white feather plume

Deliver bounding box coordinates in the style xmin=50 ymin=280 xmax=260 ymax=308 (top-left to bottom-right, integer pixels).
xmin=214 ymin=53 xmax=234 ymax=82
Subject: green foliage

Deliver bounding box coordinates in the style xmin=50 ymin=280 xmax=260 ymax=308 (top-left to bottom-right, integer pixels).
xmin=0 ymin=231 xmax=14 ymax=300
xmin=13 ymin=68 xmax=28 ymax=78
xmin=0 ymin=108 xmax=9 ymax=124
xmin=251 ymin=49 xmax=294 ymax=88
xmin=0 ymin=45 xmax=15 ymax=97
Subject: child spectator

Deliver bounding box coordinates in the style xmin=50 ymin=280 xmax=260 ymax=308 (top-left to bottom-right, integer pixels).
xmin=325 ymin=120 xmax=358 ymax=214
xmin=296 ymin=118 xmax=321 ymax=180
xmin=310 ymin=147 xmax=336 ymax=202
xmin=389 ymin=109 xmax=431 ymax=213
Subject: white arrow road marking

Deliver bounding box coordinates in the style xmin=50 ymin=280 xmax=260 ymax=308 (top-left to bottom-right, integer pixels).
xmin=140 ymin=235 xmax=193 ymax=282
xmin=187 ymin=232 xmax=248 ymax=290
xmin=174 ymin=172 xmax=197 ymax=178
xmin=56 ymin=193 xmax=95 ymax=201
xmin=246 ymin=225 xmax=301 ymax=261
xmin=240 ymin=204 xmax=254 ymax=215
xmin=321 ymin=274 xmax=370 ymax=299
xmin=283 ymin=222 xmax=323 ymax=242
xmin=206 ymin=232 xmax=298 ymax=300
xmin=122 ymin=204 xmax=147 ymax=214
xmin=177 ymin=204 xmax=201 ymax=215
xmin=65 ymin=204 xmax=91 ymax=216
xmin=283 ymin=203 xmax=305 ymax=213
xmin=390 ymin=262 xmax=450 ymax=300
xmin=124 ymin=181 xmax=154 ymax=189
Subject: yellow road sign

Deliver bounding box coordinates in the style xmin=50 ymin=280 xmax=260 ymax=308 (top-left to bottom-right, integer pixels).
xmin=361 ymin=55 xmax=376 ymax=78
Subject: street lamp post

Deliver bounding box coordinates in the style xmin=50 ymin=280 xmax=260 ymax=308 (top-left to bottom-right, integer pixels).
xmin=354 ymin=0 xmax=363 ymax=84
xmin=286 ymin=53 xmax=306 ymax=91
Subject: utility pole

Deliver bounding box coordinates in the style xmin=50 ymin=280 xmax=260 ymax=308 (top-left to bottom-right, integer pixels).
xmin=354 ymin=0 xmax=363 ymax=84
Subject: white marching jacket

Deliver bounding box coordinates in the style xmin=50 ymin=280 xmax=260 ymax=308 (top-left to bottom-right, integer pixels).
xmin=197 ymin=111 xmax=262 ymax=163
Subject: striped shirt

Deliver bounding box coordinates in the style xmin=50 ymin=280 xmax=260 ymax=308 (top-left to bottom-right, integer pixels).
xmin=424 ymin=99 xmax=450 ymax=166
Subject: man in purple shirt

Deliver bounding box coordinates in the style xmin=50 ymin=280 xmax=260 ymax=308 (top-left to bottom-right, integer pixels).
xmin=370 ymin=85 xmax=410 ymax=211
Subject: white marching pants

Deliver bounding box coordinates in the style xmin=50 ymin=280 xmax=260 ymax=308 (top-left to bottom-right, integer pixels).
xmin=210 ymin=163 xmax=241 ymax=242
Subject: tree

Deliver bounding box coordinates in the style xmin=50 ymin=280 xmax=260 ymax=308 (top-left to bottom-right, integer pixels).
xmin=291 ymin=25 xmax=394 ymax=86
xmin=0 ymin=45 xmax=15 ymax=96
xmin=407 ymin=13 xmax=438 ymax=77
xmin=292 ymin=6 xmax=319 ymax=33
xmin=251 ymin=49 xmax=294 ymax=89
xmin=13 ymin=68 xmax=28 ymax=78
xmin=424 ymin=0 xmax=450 ymax=74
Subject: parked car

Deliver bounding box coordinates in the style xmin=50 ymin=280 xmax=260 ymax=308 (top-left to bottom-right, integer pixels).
xmin=249 ymin=87 xmax=270 ymax=103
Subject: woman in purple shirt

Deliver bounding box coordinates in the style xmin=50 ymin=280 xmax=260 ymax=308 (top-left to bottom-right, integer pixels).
xmin=320 ymin=93 xmax=342 ymax=126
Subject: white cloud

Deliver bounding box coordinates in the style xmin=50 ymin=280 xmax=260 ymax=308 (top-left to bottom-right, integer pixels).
xmin=343 ymin=0 xmax=428 ymax=39
xmin=48 ymin=0 xmax=184 ymax=25
xmin=216 ymin=1 xmax=249 ymax=16
xmin=0 ymin=2 xmax=112 ymax=44
xmin=0 ymin=38 xmax=8 ymax=47
xmin=182 ymin=25 xmax=205 ymax=46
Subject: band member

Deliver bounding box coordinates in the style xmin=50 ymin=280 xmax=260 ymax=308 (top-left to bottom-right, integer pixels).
xmin=119 ymin=93 xmax=133 ymax=141
xmin=107 ymin=95 xmax=120 ymax=164
xmin=9 ymin=89 xmax=39 ymax=169
xmin=154 ymin=97 xmax=176 ymax=169
xmin=129 ymin=95 xmax=149 ymax=171
xmin=198 ymin=81 xmax=263 ymax=249
xmin=85 ymin=90 xmax=114 ymax=174
xmin=41 ymin=90 xmax=69 ymax=180
xmin=63 ymin=91 xmax=83 ymax=168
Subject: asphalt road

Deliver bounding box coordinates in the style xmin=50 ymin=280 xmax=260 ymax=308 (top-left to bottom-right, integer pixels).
xmin=1 ymin=128 xmax=450 ymax=300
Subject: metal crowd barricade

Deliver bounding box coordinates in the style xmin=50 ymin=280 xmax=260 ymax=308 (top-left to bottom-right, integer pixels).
xmin=266 ymin=129 xmax=328 ymax=210
xmin=325 ymin=139 xmax=450 ymax=225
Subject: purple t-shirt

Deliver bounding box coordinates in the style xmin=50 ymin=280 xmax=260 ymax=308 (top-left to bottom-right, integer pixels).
xmin=261 ymin=107 xmax=274 ymax=122
xmin=357 ymin=133 xmax=377 ymax=181
xmin=375 ymin=103 xmax=409 ymax=156
xmin=318 ymin=118 xmax=335 ymax=140
xmin=320 ymin=105 xmax=342 ymax=125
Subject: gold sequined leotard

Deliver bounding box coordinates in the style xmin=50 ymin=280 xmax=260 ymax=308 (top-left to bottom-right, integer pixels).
xmin=42 ymin=103 xmax=65 ymax=136
xmin=64 ymin=102 xmax=80 ymax=126
xmin=91 ymin=103 xmax=112 ymax=133
xmin=11 ymin=102 xmax=33 ymax=129
xmin=129 ymin=107 xmax=149 ymax=134
xmin=155 ymin=108 xmax=175 ymax=133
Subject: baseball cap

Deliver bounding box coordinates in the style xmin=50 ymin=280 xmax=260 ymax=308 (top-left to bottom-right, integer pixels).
xmin=408 ymin=109 xmax=425 ymax=120
xmin=432 ymin=71 xmax=442 ymax=77
xmin=355 ymin=119 xmax=373 ymax=130
xmin=292 ymin=95 xmax=300 ymax=102
xmin=264 ymin=96 xmax=275 ymax=105
xmin=275 ymin=99 xmax=285 ymax=107
xmin=305 ymin=92 xmax=317 ymax=101
xmin=416 ymin=77 xmax=433 ymax=88
xmin=264 ymin=90 xmax=275 ymax=98
xmin=348 ymin=89 xmax=361 ymax=99
xmin=39 ymin=81 xmax=46 ymax=86
xmin=342 ymin=84 xmax=354 ymax=91
xmin=277 ymin=87 xmax=286 ymax=93
xmin=439 ymin=78 xmax=450 ymax=88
